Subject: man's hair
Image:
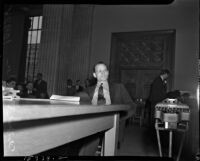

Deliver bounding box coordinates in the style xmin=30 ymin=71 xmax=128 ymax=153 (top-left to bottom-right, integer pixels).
xmin=93 ymin=61 xmax=108 ymax=73
xmin=160 ymin=69 xmax=170 ymax=75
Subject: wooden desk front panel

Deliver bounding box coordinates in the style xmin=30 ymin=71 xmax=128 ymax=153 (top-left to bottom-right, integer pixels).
xmin=3 ymin=99 xmax=130 ymax=156
xmin=4 ymin=113 xmax=114 ymax=156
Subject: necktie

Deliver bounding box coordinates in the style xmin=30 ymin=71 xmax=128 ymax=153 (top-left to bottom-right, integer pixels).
xmin=97 ymin=83 xmax=106 ymax=105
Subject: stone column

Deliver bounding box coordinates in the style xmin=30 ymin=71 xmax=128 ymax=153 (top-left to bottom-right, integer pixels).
xmin=67 ymin=5 xmax=94 ymax=85
xmin=37 ymin=4 xmax=94 ymax=95
xmin=37 ymin=5 xmax=73 ymax=95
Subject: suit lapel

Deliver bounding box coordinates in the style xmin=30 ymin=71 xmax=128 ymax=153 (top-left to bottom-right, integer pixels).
xmin=89 ymin=85 xmax=96 ymax=99
xmin=89 ymin=83 xmax=115 ymax=103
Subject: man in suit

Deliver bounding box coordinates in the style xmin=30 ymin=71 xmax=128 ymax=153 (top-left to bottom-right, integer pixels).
xmin=84 ymin=68 xmax=134 ymax=105
xmin=148 ymin=69 xmax=170 ymax=128
xmin=33 ymin=73 xmax=49 ymax=98
xmin=78 ymin=61 xmax=136 ymax=155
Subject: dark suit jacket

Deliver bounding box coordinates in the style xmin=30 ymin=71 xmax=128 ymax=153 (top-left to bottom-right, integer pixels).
xmin=149 ymin=76 xmax=167 ymax=105
xmin=78 ymin=82 xmax=136 ymax=155
xmin=34 ymin=80 xmax=48 ymax=98
xmin=84 ymin=82 xmax=134 ymax=105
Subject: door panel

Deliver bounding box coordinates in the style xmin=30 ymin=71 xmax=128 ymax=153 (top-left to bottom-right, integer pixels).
xmin=110 ymin=30 xmax=175 ymax=100
xmin=121 ymin=69 xmax=160 ymax=100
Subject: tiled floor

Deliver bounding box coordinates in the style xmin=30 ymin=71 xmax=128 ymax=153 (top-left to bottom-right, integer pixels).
xmin=116 ymin=123 xmax=192 ymax=161
xmin=117 ymin=123 xmax=159 ymax=156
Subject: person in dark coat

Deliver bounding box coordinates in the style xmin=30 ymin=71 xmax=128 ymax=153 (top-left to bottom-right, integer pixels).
xmin=148 ymin=69 xmax=170 ymax=128
xmin=75 ymin=79 xmax=84 ymax=92
xmin=66 ymin=79 xmax=76 ymax=96
xmin=33 ymin=73 xmax=49 ymax=99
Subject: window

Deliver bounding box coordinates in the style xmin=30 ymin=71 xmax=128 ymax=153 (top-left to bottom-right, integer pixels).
xmin=25 ymin=16 xmax=42 ymax=82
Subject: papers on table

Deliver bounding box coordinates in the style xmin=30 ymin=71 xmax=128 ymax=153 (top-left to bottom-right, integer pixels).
xmin=2 ymin=87 xmax=20 ymax=100
xmin=3 ymin=95 xmax=20 ymax=100
xmin=50 ymin=94 xmax=80 ymax=104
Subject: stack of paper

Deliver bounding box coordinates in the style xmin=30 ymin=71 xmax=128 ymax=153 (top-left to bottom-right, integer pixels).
xmin=50 ymin=94 xmax=80 ymax=104
xmin=3 ymin=95 xmax=20 ymax=100
xmin=3 ymin=87 xmax=20 ymax=100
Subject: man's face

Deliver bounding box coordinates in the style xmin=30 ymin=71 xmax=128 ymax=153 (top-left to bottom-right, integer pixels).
xmin=26 ymin=83 xmax=33 ymax=90
xmin=163 ymin=73 xmax=169 ymax=80
xmin=93 ymin=64 xmax=109 ymax=82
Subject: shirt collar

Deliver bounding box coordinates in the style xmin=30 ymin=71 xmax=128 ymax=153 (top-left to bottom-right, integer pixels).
xmin=97 ymin=81 xmax=108 ymax=86
xmin=97 ymin=81 xmax=109 ymax=91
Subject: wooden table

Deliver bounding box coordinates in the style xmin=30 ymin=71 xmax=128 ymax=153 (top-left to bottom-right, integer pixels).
xmin=3 ymin=98 xmax=130 ymax=156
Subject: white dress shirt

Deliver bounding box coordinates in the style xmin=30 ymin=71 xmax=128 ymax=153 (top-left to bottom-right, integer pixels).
xmin=91 ymin=81 xmax=111 ymax=105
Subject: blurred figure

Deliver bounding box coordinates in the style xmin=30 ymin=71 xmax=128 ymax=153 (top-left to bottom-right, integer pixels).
xmin=84 ymin=78 xmax=90 ymax=88
xmin=148 ymin=69 xmax=170 ymax=128
xmin=24 ymin=81 xmax=37 ymax=98
xmin=33 ymin=73 xmax=48 ymax=99
xmin=3 ymin=79 xmax=18 ymax=97
xmin=66 ymin=79 xmax=76 ymax=96
xmin=75 ymin=80 xmax=84 ymax=92
xmin=16 ymin=83 xmax=25 ymax=97
xmin=6 ymin=77 xmax=17 ymax=89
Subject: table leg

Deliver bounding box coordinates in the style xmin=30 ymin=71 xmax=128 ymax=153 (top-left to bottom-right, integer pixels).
xmin=156 ymin=129 xmax=162 ymax=157
xmin=104 ymin=114 xmax=119 ymax=156
xmin=176 ymin=132 xmax=185 ymax=161
xmin=169 ymin=130 xmax=173 ymax=158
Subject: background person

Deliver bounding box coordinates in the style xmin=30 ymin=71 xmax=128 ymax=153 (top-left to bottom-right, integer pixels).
xmin=66 ymin=78 xmax=76 ymax=96
xmin=33 ymin=73 xmax=48 ymax=98
xmin=148 ymin=69 xmax=170 ymax=128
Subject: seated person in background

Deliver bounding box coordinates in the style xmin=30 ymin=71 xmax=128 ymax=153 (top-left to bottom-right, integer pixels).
xmin=3 ymin=78 xmax=18 ymax=98
xmin=78 ymin=61 xmax=136 ymax=155
xmin=75 ymin=79 xmax=84 ymax=92
xmin=66 ymin=79 xmax=76 ymax=96
xmin=16 ymin=82 xmax=26 ymax=97
xmin=84 ymin=78 xmax=90 ymax=89
xmin=23 ymin=81 xmax=37 ymax=98
xmin=33 ymin=73 xmax=48 ymax=98
xmin=39 ymin=92 xmax=49 ymax=99
xmin=6 ymin=77 xmax=17 ymax=89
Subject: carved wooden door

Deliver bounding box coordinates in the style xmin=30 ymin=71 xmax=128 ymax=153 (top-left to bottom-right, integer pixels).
xmin=110 ymin=30 xmax=175 ymax=100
